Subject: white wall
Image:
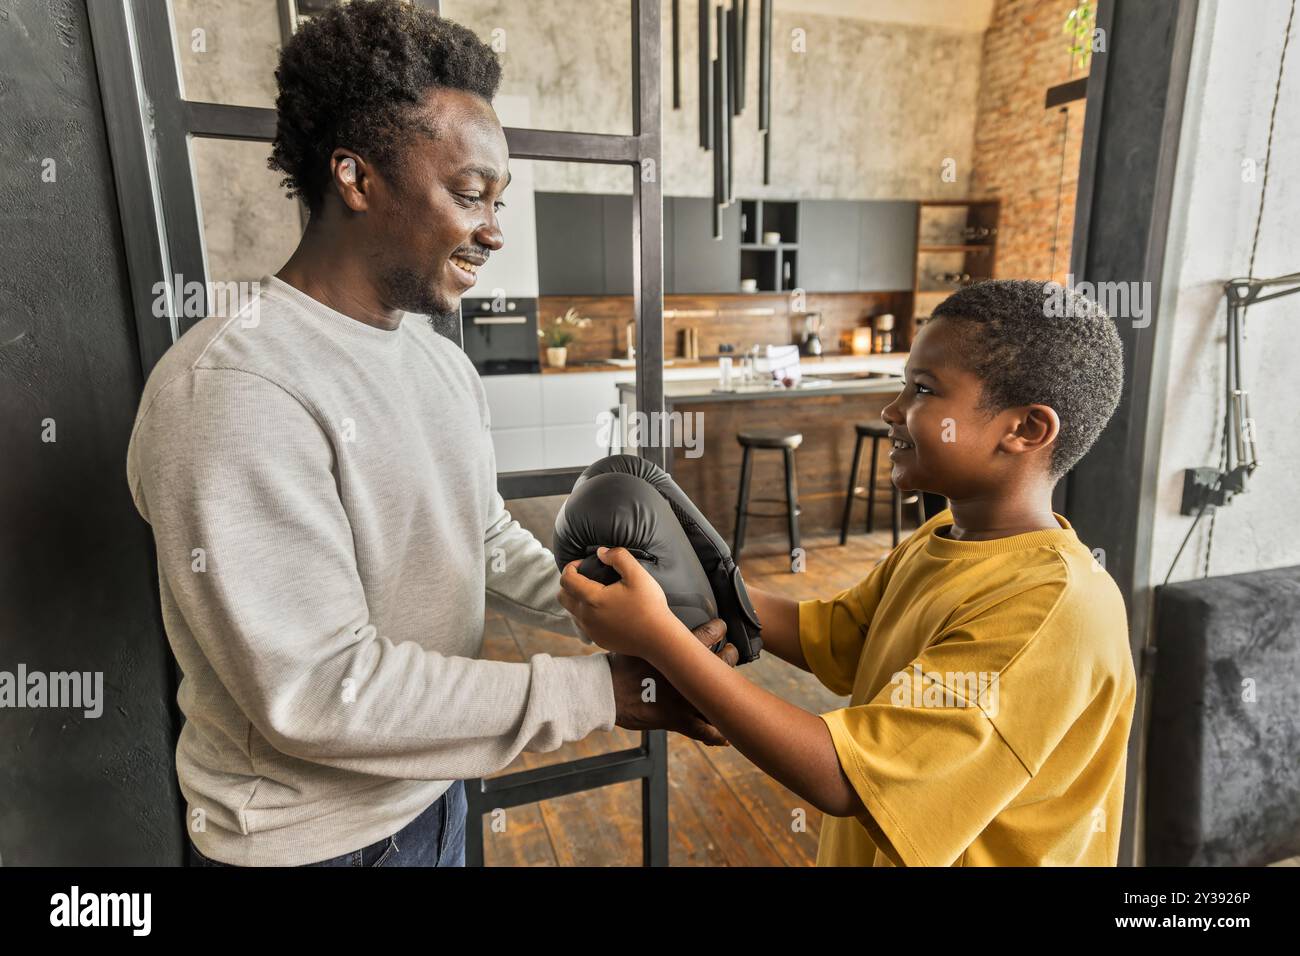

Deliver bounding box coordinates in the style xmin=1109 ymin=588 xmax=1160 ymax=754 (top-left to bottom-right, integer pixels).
xmin=1150 ymin=0 xmax=1300 ymax=585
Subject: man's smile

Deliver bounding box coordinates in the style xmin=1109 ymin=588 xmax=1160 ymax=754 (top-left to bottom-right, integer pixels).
xmin=447 ymin=253 xmax=483 ymax=287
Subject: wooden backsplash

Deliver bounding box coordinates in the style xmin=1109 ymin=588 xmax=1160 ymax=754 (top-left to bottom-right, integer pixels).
xmin=537 ymin=291 xmax=914 ymax=363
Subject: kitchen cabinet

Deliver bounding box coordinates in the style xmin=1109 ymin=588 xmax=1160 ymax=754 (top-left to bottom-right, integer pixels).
xmin=540 ymin=371 xmax=627 ymax=468
xmin=536 ymin=193 xmax=914 ymax=297
xmin=601 ymin=194 xmax=676 ymax=294
xmin=797 ymin=200 xmax=859 ymax=292
xmin=536 ymin=192 xmax=731 ymax=295
xmin=537 ymin=192 xmax=667 ymax=296
xmin=602 ymin=193 xmax=633 ymax=295
xmin=535 ymin=192 xmax=606 ymax=295
xmin=798 ymin=199 xmax=916 ymax=292
xmin=542 ymin=423 xmax=606 ymax=469
xmin=857 ymin=200 xmax=917 ymax=291
xmin=481 ymin=374 xmax=546 ymax=472
xmin=669 ymin=197 xmax=741 ymax=294
xmin=490 ymin=428 xmax=545 ymax=473
xmin=480 ymin=373 xmax=544 ymax=429
xmin=541 ymin=371 xmax=625 ymax=425
xmin=480 ymin=371 xmax=627 ymax=473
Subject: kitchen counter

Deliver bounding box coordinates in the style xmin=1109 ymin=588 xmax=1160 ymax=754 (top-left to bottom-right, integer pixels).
xmin=544 ymin=351 xmax=908 ymax=376
xmin=610 ymin=360 xmax=908 ymax=545
xmin=616 ymin=370 xmax=903 ymax=403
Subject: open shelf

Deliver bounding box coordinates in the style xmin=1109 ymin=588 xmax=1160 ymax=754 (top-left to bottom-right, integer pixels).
xmin=909 ymin=199 xmax=1000 ymax=348
xmin=741 ymin=248 xmax=779 ymax=292
xmin=738 ymin=199 xmax=798 ymax=292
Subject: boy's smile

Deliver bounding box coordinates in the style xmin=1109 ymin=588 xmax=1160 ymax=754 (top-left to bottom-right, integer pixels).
xmin=888 ymin=432 xmax=915 ymax=456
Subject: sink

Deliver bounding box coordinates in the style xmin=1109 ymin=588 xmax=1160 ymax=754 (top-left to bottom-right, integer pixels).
xmin=811 ymin=371 xmax=900 ymax=382
xmin=592 ymin=357 xmax=675 ymax=367
xmin=712 ymin=373 xmax=899 ymax=395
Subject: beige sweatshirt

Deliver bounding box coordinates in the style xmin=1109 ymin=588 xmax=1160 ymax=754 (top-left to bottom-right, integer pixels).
xmin=126 ymin=276 xmax=615 ymax=866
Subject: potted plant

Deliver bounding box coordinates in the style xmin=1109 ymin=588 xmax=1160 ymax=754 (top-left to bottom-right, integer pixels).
xmin=1064 ymin=0 xmax=1096 ymax=72
xmin=537 ymin=307 xmax=591 ymax=369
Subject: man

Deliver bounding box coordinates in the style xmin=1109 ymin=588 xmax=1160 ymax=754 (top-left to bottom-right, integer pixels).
xmin=127 ymin=0 xmax=731 ymax=868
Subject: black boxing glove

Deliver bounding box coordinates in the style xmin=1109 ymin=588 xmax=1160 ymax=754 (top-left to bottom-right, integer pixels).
xmin=553 ymin=454 xmax=763 ymax=664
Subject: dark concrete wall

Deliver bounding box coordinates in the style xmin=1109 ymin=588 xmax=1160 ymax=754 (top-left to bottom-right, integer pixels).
xmin=0 ymin=0 xmax=184 ymax=864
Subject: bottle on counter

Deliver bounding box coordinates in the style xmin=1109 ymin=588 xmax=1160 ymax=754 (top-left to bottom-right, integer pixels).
xmin=719 ymin=355 xmax=733 ymax=389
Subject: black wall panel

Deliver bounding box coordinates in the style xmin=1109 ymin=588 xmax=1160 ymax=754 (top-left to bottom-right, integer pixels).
xmin=0 ymin=0 xmax=184 ymax=865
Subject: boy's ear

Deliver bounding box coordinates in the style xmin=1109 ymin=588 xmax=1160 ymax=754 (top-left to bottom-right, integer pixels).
xmin=1002 ymin=404 xmax=1060 ymax=457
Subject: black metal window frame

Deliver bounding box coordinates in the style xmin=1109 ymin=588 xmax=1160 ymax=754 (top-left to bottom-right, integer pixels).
xmin=89 ymin=0 xmax=671 ymax=865
xmin=1063 ymin=0 xmax=1199 ymax=867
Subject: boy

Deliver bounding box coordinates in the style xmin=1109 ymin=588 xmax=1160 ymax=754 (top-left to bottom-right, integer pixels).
xmin=559 ymin=279 xmax=1136 ymax=866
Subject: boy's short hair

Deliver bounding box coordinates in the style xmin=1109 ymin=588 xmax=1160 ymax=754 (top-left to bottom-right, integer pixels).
xmin=930 ymin=279 xmax=1124 ymax=479
xmin=269 ymin=0 xmax=501 ymax=212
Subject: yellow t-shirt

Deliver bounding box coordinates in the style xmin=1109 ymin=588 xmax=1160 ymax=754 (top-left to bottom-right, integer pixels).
xmin=799 ymin=509 xmax=1135 ymax=866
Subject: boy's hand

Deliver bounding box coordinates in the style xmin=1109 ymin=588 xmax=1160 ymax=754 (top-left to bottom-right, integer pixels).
xmin=558 ymin=546 xmax=686 ymax=659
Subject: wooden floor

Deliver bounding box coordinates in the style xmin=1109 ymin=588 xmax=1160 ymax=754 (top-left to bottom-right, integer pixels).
xmin=477 ymin=495 xmax=907 ymax=866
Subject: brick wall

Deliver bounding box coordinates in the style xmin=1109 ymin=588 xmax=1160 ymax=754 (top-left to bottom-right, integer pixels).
xmin=970 ymin=0 xmax=1088 ymax=284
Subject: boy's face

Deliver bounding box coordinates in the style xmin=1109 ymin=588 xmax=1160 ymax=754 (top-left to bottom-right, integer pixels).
xmin=880 ymin=317 xmax=1041 ymax=498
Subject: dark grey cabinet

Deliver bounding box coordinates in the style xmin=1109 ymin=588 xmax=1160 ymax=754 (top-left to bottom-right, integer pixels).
xmin=535 ymin=192 xmax=606 ymax=295
xmin=798 ymin=200 xmax=860 ymax=292
xmin=798 ymin=199 xmax=917 ymax=292
xmin=536 ymin=192 xmax=672 ymax=295
xmin=857 ymin=201 xmax=917 ymax=291
xmin=602 ymin=193 xmax=634 ymax=295
xmin=536 ymin=193 xmax=915 ymax=296
xmin=669 ymin=197 xmax=740 ymax=293
xmin=607 ymin=193 xmax=676 ymax=293
xmin=662 ymin=197 xmax=675 ymax=293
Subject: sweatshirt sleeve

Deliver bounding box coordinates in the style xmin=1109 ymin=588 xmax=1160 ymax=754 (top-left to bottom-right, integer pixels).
xmin=482 ymin=492 xmax=591 ymax=643
xmin=129 ymin=367 xmax=614 ymax=782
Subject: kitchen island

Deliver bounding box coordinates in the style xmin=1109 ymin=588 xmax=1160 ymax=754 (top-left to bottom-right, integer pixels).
xmin=615 ymin=369 xmax=908 ymax=546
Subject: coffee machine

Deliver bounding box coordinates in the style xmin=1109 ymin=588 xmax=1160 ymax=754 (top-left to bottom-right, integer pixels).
xmin=798 ymin=311 xmax=823 ymax=357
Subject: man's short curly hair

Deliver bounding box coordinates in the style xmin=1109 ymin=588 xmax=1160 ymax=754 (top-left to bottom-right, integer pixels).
xmin=929 ymin=279 xmax=1124 ymax=479
xmin=269 ymin=0 xmax=501 ymax=211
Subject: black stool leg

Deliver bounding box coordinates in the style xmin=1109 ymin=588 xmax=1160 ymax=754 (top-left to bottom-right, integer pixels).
xmin=891 ymin=482 xmax=902 ymax=547
xmin=839 ymin=433 xmax=864 ymax=546
xmin=866 ymin=437 xmax=880 ymax=534
xmin=783 ymin=446 xmax=801 ymax=569
xmin=733 ymin=445 xmax=753 ymax=555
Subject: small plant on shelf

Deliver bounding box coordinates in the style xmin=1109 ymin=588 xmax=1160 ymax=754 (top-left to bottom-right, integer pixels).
xmin=538 ymin=307 xmax=592 ymax=368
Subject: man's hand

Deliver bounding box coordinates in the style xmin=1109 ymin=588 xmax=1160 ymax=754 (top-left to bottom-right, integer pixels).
xmin=609 ymin=618 xmax=738 ymax=746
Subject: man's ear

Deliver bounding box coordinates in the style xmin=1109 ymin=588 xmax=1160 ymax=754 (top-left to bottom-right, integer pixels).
xmin=1003 ymin=404 xmax=1060 ymax=456
xmin=330 ymin=150 xmax=369 ymax=212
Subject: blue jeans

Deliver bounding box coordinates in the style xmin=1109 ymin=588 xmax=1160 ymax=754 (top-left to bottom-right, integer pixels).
xmin=188 ymin=781 xmax=467 ymax=867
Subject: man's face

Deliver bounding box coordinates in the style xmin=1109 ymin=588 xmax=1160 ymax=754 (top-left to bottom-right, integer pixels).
xmin=367 ymin=88 xmax=511 ymax=321
xmin=879 ymin=318 xmax=1010 ymax=498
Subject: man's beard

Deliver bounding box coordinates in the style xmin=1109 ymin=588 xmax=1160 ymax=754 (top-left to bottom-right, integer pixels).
xmin=380 ymin=264 xmax=459 ymax=332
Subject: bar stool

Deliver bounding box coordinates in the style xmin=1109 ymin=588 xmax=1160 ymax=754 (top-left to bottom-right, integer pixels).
xmin=606 ymin=405 xmax=621 ymax=456
xmin=733 ymin=429 xmax=802 ymax=562
xmin=839 ymin=422 xmax=925 ymax=548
